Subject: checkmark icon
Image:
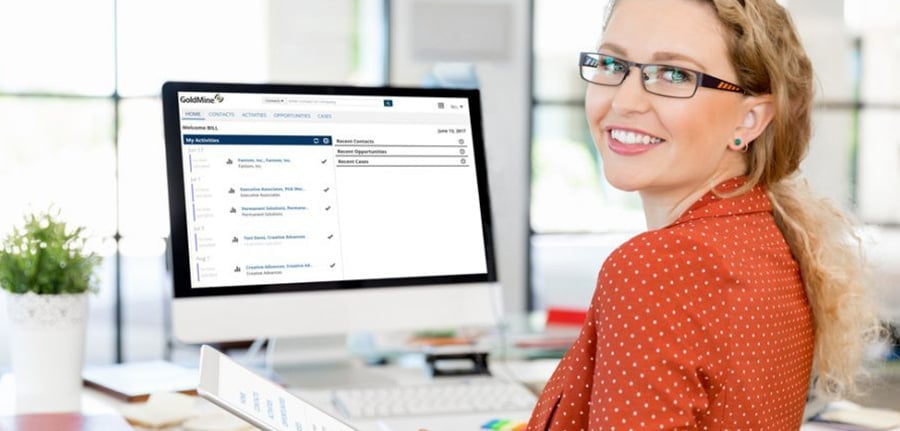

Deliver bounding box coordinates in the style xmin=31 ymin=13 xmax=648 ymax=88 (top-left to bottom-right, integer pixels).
xmin=325 ymin=206 xmax=332 ymax=211
xmin=329 ymin=263 xmax=336 ymax=268
xmin=323 ymin=187 xmax=330 ymax=192
xmin=321 ymin=159 xmax=327 ymax=164
xmin=327 ymin=234 xmax=334 ymax=239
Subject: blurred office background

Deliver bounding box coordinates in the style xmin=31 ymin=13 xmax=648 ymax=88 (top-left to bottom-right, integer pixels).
xmin=0 ymin=0 xmax=898 ymax=368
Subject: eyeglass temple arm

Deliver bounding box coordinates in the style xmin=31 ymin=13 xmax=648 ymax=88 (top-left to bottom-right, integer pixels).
xmin=699 ymin=74 xmax=748 ymax=94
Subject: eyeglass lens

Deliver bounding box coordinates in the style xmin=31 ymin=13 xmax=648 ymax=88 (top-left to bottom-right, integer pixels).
xmin=581 ymin=53 xmax=700 ymax=98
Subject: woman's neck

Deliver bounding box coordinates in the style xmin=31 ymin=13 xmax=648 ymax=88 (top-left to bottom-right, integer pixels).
xmin=640 ymin=184 xmax=715 ymax=230
xmin=639 ymin=166 xmax=746 ymax=230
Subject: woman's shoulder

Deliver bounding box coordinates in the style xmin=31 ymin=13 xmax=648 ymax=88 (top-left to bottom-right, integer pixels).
xmin=594 ymin=227 xmax=734 ymax=339
xmin=601 ymin=227 xmax=734 ymax=284
xmin=610 ymin=226 xmax=726 ymax=260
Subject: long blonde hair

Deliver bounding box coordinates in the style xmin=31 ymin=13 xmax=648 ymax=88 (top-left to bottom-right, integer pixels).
xmin=604 ymin=0 xmax=883 ymax=399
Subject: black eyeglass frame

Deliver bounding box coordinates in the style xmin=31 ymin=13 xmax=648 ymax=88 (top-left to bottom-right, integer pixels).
xmin=579 ymin=52 xmax=750 ymax=99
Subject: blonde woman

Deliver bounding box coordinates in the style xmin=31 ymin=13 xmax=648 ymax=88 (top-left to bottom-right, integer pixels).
xmin=526 ymin=0 xmax=882 ymax=429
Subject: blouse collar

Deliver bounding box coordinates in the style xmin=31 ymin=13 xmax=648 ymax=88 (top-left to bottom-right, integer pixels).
xmin=668 ymin=177 xmax=772 ymax=228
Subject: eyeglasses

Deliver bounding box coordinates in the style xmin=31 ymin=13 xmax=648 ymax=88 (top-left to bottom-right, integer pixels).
xmin=579 ymin=52 xmax=749 ymax=99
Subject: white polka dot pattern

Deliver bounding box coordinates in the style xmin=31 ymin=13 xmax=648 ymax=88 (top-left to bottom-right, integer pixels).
xmin=526 ymin=178 xmax=815 ymax=430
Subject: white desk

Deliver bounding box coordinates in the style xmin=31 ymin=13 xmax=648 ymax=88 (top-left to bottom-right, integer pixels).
xmin=2 ymin=359 xmax=898 ymax=431
xmin=0 ymin=373 xmax=120 ymax=417
xmin=0 ymin=359 xmax=557 ymax=431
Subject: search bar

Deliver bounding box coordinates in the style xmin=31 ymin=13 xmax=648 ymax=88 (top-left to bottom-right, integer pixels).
xmin=263 ymin=97 xmax=385 ymax=108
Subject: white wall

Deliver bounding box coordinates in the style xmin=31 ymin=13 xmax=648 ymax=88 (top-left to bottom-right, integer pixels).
xmin=267 ymin=0 xmax=356 ymax=85
xmin=389 ymin=0 xmax=532 ymax=314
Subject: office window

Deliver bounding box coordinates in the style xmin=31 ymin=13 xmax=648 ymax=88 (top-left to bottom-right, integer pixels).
xmin=116 ymin=0 xmax=269 ymax=97
xmin=0 ymin=1 xmax=115 ymax=95
xmin=531 ymin=0 xmax=642 ymax=235
xmin=0 ymin=97 xmax=118 ymax=365
xmin=856 ymin=24 xmax=900 ymax=224
xmin=531 ymin=105 xmax=643 ymax=233
xmin=0 ymin=0 xmax=387 ymax=368
xmin=530 ymin=0 xmax=637 ymax=312
xmin=858 ymin=109 xmax=900 ymax=223
xmin=803 ymin=109 xmax=856 ymax=208
xmin=117 ymin=99 xmax=169 ymax=239
xmin=0 ymin=98 xmax=117 ymax=234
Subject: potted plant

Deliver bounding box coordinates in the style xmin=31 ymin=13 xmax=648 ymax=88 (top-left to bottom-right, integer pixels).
xmin=0 ymin=209 xmax=101 ymax=413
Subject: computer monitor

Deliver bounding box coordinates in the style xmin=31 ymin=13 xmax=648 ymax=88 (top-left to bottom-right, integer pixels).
xmin=162 ymin=82 xmax=499 ymax=344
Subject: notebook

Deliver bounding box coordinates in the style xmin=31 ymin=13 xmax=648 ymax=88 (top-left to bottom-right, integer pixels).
xmin=82 ymin=360 xmax=198 ymax=402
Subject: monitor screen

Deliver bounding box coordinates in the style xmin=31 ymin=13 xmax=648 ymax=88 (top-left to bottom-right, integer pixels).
xmin=162 ymin=82 xmax=498 ymax=343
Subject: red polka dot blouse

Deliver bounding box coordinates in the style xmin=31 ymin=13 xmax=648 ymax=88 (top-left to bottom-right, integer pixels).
xmin=527 ymin=177 xmax=815 ymax=430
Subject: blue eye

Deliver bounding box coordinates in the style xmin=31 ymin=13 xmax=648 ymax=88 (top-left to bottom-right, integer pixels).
xmin=661 ymin=67 xmax=692 ymax=84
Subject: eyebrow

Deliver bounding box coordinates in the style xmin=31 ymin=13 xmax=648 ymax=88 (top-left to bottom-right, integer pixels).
xmin=598 ymin=42 xmax=708 ymax=72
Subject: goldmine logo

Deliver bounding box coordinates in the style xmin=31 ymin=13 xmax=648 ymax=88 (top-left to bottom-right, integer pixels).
xmin=180 ymin=94 xmax=224 ymax=104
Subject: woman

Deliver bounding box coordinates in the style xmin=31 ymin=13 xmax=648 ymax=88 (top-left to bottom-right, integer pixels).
xmin=526 ymin=0 xmax=881 ymax=429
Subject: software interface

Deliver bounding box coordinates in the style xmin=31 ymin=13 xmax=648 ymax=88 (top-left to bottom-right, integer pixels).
xmin=176 ymin=91 xmax=488 ymax=289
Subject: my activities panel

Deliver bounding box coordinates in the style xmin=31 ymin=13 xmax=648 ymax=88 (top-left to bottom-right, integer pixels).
xmin=180 ymin=93 xmax=487 ymax=289
xmin=183 ymin=132 xmax=338 ymax=288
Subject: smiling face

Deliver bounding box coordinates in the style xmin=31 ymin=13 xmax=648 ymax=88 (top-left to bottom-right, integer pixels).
xmin=587 ymin=0 xmax=749 ymax=196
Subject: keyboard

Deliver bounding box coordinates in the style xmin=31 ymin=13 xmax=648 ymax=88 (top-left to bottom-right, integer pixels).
xmin=331 ymin=379 xmax=538 ymax=419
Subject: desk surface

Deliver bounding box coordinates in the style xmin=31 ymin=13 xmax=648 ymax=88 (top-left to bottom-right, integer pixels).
xmin=2 ymin=359 xmax=898 ymax=431
xmin=0 ymin=360 xmax=557 ymax=431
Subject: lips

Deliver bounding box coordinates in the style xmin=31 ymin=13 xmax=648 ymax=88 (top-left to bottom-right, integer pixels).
xmin=605 ymin=127 xmax=666 ymax=156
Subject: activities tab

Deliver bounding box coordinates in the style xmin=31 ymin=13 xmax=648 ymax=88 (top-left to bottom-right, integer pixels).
xmin=240 ymin=111 xmax=269 ymax=119
xmin=183 ymin=135 xmax=333 ymax=146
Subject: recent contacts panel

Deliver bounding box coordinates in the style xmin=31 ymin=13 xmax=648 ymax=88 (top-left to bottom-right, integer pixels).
xmin=179 ymin=92 xmax=488 ymax=289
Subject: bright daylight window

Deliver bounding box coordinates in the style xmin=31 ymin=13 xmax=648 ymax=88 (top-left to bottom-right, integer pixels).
xmin=530 ymin=0 xmax=644 ymax=234
xmin=0 ymin=0 xmax=384 ymax=368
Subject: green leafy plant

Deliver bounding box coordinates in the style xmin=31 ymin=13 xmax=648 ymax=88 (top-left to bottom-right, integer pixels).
xmin=0 ymin=209 xmax=101 ymax=295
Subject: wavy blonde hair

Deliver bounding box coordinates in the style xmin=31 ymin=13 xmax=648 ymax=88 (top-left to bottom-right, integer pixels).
xmin=604 ymin=0 xmax=884 ymax=399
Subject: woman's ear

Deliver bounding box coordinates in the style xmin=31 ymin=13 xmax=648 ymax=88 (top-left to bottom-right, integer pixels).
xmin=736 ymin=95 xmax=775 ymax=144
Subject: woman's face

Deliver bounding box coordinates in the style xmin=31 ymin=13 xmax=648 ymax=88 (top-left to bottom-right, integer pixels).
xmin=586 ymin=0 xmax=748 ymax=194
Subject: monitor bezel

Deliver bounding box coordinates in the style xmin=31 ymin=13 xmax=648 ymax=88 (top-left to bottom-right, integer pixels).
xmin=162 ymin=81 xmax=497 ymax=299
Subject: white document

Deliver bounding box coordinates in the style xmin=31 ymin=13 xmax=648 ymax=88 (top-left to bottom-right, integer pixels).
xmin=198 ymin=345 xmax=357 ymax=431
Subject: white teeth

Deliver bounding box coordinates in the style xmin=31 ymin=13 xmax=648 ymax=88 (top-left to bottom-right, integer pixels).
xmin=610 ymin=129 xmax=664 ymax=145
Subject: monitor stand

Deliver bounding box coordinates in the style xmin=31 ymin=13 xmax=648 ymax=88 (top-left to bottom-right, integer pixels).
xmin=264 ymin=334 xmax=403 ymax=389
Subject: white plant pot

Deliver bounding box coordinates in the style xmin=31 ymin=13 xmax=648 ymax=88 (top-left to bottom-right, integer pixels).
xmin=6 ymin=291 xmax=88 ymax=413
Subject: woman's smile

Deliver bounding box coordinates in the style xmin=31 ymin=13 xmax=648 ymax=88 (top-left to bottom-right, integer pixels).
xmin=606 ymin=126 xmax=666 ymax=155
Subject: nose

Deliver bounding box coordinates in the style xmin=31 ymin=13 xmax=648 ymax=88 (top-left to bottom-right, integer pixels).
xmin=610 ymin=67 xmax=651 ymax=115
